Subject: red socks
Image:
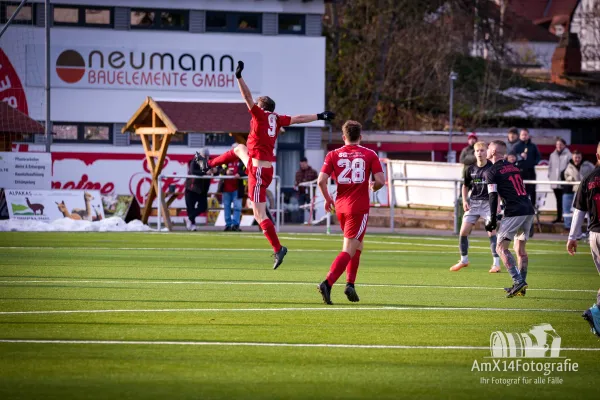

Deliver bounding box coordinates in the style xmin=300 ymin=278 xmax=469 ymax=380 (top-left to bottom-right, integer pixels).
xmin=326 ymin=252 xmax=352 ymax=286
xmin=346 ymin=250 xmax=361 ymax=284
xmin=208 ymin=149 xmax=237 ymax=168
xmin=259 ymin=219 xmax=281 ymax=253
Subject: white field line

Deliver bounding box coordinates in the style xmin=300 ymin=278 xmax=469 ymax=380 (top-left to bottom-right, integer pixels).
xmin=0 ymin=279 xmax=595 ymax=294
xmin=0 ymin=339 xmax=598 ymax=351
xmin=0 ymin=245 xmax=568 ymax=255
xmin=0 ymin=306 xmax=582 ymax=316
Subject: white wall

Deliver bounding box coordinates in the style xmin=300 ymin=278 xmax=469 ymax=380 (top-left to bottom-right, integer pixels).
xmin=1 ymin=25 xmax=325 ymax=125
xmin=571 ymin=0 xmax=600 ymax=72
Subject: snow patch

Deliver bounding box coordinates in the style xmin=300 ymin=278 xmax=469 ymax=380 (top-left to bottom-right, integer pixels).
xmin=0 ymin=217 xmax=153 ymax=232
xmin=502 ymin=101 xmax=600 ymax=119
xmin=499 ymin=88 xmax=571 ymax=100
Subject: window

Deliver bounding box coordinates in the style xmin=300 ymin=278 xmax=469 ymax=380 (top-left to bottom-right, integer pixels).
xmin=52 ymin=125 xmax=78 ymax=141
xmin=52 ymin=123 xmax=112 ymax=143
xmin=53 ymin=6 xmax=79 ymax=24
xmin=84 ymin=125 xmax=109 ymax=141
xmin=206 ymin=11 xmax=262 ymax=34
xmin=276 ymin=128 xmax=304 ymax=188
xmin=131 ymin=9 xmax=188 ymax=30
xmin=85 ymin=9 xmax=111 ymax=25
xmin=206 ymin=11 xmax=227 ymax=30
xmin=53 ymin=6 xmax=112 ymax=28
xmin=279 ymin=14 xmax=305 ymax=34
xmin=1 ymin=2 xmax=35 ymax=24
xmin=130 ymin=132 xmax=187 ymax=146
xmin=205 ymin=133 xmax=235 ymax=147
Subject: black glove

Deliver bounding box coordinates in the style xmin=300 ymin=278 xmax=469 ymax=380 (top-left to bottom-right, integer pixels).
xmin=484 ymin=216 xmax=497 ymax=232
xmin=317 ymin=111 xmax=335 ymax=121
xmin=235 ymin=61 xmax=244 ymax=79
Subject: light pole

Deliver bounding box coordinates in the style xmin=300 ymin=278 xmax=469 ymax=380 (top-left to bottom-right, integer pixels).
xmin=448 ymin=71 xmax=458 ymax=163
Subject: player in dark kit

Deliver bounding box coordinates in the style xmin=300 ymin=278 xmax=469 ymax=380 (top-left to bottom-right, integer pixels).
xmin=195 ymin=61 xmax=335 ymax=269
xmin=450 ymin=141 xmax=501 ymax=273
xmin=316 ymin=120 xmax=385 ymax=304
xmin=484 ymin=140 xmax=535 ymax=298
xmin=566 ymin=142 xmax=600 ymax=337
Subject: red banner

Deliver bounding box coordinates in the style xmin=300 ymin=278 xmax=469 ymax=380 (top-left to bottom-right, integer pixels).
xmin=0 ymin=48 xmax=29 ymax=115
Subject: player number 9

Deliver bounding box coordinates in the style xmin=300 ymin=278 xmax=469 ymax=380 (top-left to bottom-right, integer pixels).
xmin=267 ymin=114 xmax=277 ymax=137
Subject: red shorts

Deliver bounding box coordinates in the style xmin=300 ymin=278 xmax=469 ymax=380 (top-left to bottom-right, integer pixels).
xmin=247 ymin=162 xmax=273 ymax=204
xmin=337 ymin=212 xmax=369 ymax=242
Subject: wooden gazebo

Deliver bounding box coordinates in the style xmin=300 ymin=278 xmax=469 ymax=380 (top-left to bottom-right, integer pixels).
xmin=0 ymin=102 xmax=45 ymax=151
xmin=121 ymin=97 xmax=249 ymax=229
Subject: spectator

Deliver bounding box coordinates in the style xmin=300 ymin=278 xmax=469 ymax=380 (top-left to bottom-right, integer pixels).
xmin=506 ymin=127 xmax=521 ymax=157
xmin=294 ymin=157 xmax=318 ymax=221
xmin=185 ymin=148 xmax=211 ymax=231
xmin=459 ymin=133 xmax=478 ymax=166
xmin=513 ymin=128 xmax=541 ymax=209
xmin=562 ymin=150 xmax=594 ymax=232
xmin=548 ymin=137 xmax=572 ymax=223
xmin=507 ymin=151 xmax=518 ymax=165
xmin=219 ymin=156 xmax=247 ymax=232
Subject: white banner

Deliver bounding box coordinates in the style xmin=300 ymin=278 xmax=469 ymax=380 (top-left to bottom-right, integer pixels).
xmin=0 ymin=152 xmax=52 ymax=190
xmin=27 ymin=46 xmax=262 ymax=93
xmin=6 ymin=189 xmax=104 ymax=222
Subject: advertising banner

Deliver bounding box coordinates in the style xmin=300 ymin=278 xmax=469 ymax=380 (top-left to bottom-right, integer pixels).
xmin=27 ymin=46 xmax=262 ymax=93
xmin=50 ymin=152 xmax=199 ymax=209
xmin=5 ymin=189 xmax=104 ymax=222
xmin=0 ymin=152 xmax=52 ymax=190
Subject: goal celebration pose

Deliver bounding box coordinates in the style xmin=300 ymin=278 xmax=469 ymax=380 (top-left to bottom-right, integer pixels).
xmin=316 ymin=120 xmax=385 ymax=304
xmin=195 ymin=61 xmax=335 ymax=269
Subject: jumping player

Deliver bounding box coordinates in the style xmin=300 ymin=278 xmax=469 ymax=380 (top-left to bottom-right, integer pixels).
xmin=484 ymin=140 xmax=535 ymax=298
xmin=566 ymin=141 xmax=600 ymax=337
xmin=196 ymin=61 xmax=335 ymax=269
xmin=316 ymin=120 xmax=385 ymax=304
xmin=450 ymin=141 xmax=501 ymax=273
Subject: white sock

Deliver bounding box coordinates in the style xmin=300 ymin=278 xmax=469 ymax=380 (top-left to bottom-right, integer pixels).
xmin=493 ymin=257 xmax=500 ymax=266
xmin=461 ymin=255 xmax=468 ymax=263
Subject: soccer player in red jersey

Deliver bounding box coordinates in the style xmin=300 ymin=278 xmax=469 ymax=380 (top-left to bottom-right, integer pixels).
xmin=316 ymin=120 xmax=386 ymax=304
xmin=195 ymin=61 xmax=335 ymax=269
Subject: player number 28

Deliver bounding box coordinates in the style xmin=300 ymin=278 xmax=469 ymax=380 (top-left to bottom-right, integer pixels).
xmin=337 ymin=158 xmax=366 ymax=184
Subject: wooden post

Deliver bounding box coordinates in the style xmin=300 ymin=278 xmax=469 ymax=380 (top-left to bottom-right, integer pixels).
xmin=138 ymin=131 xmax=173 ymax=230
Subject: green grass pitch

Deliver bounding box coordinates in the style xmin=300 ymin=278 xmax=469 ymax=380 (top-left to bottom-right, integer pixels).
xmin=0 ymin=231 xmax=598 ymax=399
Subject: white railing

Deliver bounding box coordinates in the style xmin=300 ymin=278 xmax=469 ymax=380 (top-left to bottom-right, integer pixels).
xmin=157 ymin=174 xmax=282 ymax=232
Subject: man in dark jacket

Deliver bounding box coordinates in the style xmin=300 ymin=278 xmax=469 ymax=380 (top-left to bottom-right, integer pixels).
xmin=185 ymin=149 xmax=212 ymax=231
xmin=459 ymin=133 xmax=478 ymax=166
xmin=513 ymin=129 xmax=541 ymax=208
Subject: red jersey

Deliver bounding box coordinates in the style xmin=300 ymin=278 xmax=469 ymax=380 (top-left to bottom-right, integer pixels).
xmin=222 ymin=162 xmax=239 ymax=192
xmin=246 ymin=104 xmax=291 ymax=162
xmin=321 ymin=144 xmax=383 ymax=214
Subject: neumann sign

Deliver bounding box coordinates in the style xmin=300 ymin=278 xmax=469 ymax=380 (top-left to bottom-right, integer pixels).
xmin=28 ymin=46 xmax=262 ymax=92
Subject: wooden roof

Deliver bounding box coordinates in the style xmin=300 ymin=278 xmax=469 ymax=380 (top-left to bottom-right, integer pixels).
xmin=122 ymin=97 xmax=250 ymax=134
xmin=0 ymin=102 xmax=45 ymax=135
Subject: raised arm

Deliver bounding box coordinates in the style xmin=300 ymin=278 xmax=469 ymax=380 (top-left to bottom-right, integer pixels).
xmin=235 ymin=61 xmax=254 ymax=110
xmin=290 ymin=111 xmax=335 ymax=125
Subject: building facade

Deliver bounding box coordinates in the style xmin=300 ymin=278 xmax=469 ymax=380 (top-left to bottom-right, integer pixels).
xmin=0 ymin=0 xmax=327 ymax=200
